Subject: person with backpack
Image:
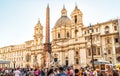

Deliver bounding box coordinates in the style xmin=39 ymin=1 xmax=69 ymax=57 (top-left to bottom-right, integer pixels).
xmin=40 ymin=68 xmax=45 ymax=76
xmin=74 ymin=69 xmax=79 ymax=76
xmin=24 ymin=69 xmax=30 ymax=76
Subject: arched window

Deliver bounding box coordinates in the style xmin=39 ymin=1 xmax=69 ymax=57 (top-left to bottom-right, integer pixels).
xmin=108 ymin=50 xmax=111 ymax=54
xmin=58 ymin=33 xmax=60 ymax=38
xmin=74 ymin=15 xmax=77 ymax=24
xmin=75 ymin=30 xmax=78 ymax=37
xmin=76 ymin=58 xmax=79 ymax=64
xmin=114 ymin=26 xmax=117 ymax=31
xmin=67 ymin=32 xmax=69 ymax=38
xmin=105 ymin=26 xmax=109 ymax=34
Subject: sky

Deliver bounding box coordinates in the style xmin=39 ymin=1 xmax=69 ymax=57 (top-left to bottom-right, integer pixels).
xmin=0 ymin=0 xmax=120 ymax=47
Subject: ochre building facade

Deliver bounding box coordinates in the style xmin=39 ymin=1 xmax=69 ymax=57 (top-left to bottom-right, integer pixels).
xmin=0 ymin=5 xmax=120 ymax=68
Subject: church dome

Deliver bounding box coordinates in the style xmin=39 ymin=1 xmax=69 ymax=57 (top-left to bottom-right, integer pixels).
xmin=54 ymin=16 xmax=71 ymax=28
xmin=54 ymin=6 xmax=71 ymax=28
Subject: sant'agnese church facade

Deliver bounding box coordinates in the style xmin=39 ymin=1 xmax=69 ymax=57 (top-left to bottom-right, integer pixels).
xmin=0 ymin=5 xmax=120 ymax=68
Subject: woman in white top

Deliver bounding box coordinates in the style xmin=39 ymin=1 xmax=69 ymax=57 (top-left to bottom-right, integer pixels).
xmin=14 ymin=68 xmax=21 ymax=76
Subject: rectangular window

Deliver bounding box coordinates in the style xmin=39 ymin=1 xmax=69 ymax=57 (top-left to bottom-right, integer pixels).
xmin=96 ymin=28 xmax=98 ymax=32
xmin=88 ymin=30 xmax=89 ymax=33
xmin=115 ymin=38 xmax=119 ymax=43
xmin=93 ymin=51 xmax=96 ymax=55
xmin=93 ymin=46 xmax=96 ymax=55
xmin=114 ymin=26 xmax=117 ymax=31
xmin=76 ymin=51 xmax=78 ymax=55
xmin=108 ymin=50 xmax=111 ymax=54
xmin=58 ymin=33 xmax=60 ymax=38
xmin=106 ymin=39 xmax=110 ymax=43
xmin=88 ymin=49 xmax=91 ymax=56
xmin=116 ymin=48 xmax=120 ymax=54
xmin=84 ymin=31 xmax=86 ymax=34
xmin=76 ymin=58 xmax=79 ymax=64
xmin=92 ymin=29 xmax=94 ymax=32
xmin=98 ymin=48 xmax=100 ymax=55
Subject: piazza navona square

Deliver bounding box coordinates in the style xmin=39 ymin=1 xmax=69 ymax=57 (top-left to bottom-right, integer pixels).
xmin=0 ymin=0 xmax=120 ymax=76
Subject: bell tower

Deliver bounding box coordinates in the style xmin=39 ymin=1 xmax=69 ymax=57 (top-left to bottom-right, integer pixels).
xmin=71 ymin=5 xmax=83 ymax=26
xmin=34 ymin=20 xmax=43 ymax=45
xmin=71 ymin=4 xmax=83 ymax=39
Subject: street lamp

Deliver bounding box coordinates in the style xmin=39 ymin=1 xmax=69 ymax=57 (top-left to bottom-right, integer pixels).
xmin=89 ymin=24 xmax=95 ymax=70
xmin=109 ymin=57 xmax=112 ymax=64
xmin=53 ymin=54 xmax=58 ymax=67
xmin=103 ymin=51 xmax=107 ymax=60
xmin=13 ymin=57 xmax=16 ymax=68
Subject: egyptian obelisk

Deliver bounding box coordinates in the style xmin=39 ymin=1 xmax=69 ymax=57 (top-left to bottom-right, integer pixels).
xmin=43 ymin=4 xmax=51 ymax=68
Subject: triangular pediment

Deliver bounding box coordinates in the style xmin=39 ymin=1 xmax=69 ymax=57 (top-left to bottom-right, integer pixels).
xmin=52 ymin=42 xmax=62 ymax=49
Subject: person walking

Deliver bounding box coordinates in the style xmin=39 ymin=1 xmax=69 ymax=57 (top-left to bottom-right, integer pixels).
xmin=14 ymin=68 xmax=21 ymax=76
xmin=29 ymin=68 xmax=35 ymax=76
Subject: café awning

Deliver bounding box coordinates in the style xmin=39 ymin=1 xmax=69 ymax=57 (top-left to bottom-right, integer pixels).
xmin=94 ymin=60 xmax=110 ymax=64
xmin=0 ymin=59 xmax=10 ymax=64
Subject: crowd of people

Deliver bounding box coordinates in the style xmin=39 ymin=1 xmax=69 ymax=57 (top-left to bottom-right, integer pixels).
xmin=0 ymin=65 xmax=120 ymax=76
